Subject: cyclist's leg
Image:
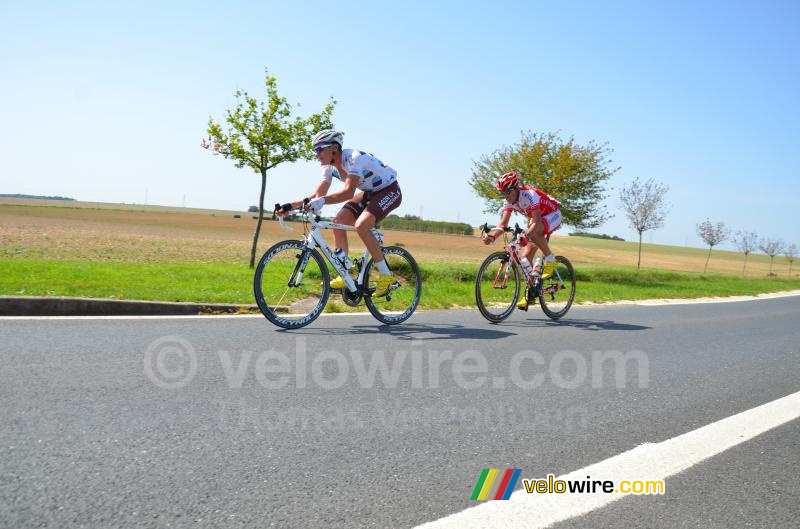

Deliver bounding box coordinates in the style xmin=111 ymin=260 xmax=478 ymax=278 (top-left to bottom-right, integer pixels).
xmin=355 ymin=182 xmax=402 ymax=268
xmin=333 ymin=192 xmax=365 ymax=254
xmin=522 ymin=219 xmax=539 ymax=260
xmin=354 ymin=211 xmax=383 ymax=262
xmin=531 ymin=210 xmax=562 ymax=254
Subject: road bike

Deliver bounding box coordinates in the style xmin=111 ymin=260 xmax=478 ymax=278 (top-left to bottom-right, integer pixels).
xmin=253 ymin=203 xmax=422 ymax=329
xmin=475 ymin=223 xmax=576 ymax=323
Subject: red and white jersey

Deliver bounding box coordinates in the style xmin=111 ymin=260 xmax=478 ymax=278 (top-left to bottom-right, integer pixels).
xmin=503 ymin=186 xmax=561 ymax=218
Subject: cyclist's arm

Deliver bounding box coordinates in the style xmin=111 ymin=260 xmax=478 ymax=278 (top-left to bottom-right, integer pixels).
xmin=486 ymin=210 xmax=512 ymax=240
xmin=320 ymin=174 xmax=359 ymax=205
xmin=288 ymin=180 xmax=332 ymax=210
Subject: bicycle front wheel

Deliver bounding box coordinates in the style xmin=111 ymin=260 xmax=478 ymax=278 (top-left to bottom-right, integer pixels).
xmin=253 ymin=240 xmax=330 ymax=329
xmin=363 ymin=246 xmax=422 ymax=325
xmin=539 ymin=256 xmax=576 ymax=320
xmin=475 ymin=251 xmax=520 ymax=323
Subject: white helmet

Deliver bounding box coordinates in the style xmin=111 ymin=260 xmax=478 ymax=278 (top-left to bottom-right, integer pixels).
xmin=312 ymin=129 xmax=344 ymax=149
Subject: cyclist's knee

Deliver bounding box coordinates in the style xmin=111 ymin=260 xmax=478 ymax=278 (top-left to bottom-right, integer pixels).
xmin=334 ymin=209 xmax=356 ymax=225
xmin=355 ymin=221 xmax=372 ymax=236
xmin=355 ymin=214 xmax=376 ymax=234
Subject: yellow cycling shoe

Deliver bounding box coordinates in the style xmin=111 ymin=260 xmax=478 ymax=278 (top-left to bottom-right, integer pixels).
xmin=329 ymin=269 xmax=357 ymax=290
xmin=372 ymin=273 xmax=397 ymax=297
xmin=541 ymin=259 xmax=557 ymax=280
xmin=516 ymin=297 xmax=528 ymax=311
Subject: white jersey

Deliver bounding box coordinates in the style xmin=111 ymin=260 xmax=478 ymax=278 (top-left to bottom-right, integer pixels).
xmin=321 ymin=149 xmax=397 ymax=193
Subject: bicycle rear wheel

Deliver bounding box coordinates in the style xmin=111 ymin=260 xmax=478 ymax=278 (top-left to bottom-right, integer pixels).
xmin=475 ymin=251 xmax=521 ymax=322
xmin=363 ymin=246 xmax=422 ymax=325
xmin=538 ymin=256 xmax=575 ymax=320
xmin=253 ymin=240 xmax=330 ymax=329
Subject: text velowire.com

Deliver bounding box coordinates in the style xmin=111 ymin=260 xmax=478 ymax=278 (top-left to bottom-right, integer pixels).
xmin=523 ymin=474 xmax=665 ymax=495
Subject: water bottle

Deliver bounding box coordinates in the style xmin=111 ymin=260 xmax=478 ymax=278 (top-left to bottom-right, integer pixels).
xmin=520 ymin=257 xmax=533 ymax=278
xmin=532 ymin=257 xmax=543 ymax=275
xmin=333 ymin=248 xmax=353 ymax=270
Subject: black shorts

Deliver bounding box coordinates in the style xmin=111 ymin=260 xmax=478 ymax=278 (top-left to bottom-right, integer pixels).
xmin=341 ymin=181 xmax=402 ymax=222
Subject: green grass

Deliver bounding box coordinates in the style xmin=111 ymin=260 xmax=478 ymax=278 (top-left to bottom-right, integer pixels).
xmin=0 ymin=259 xmax=253 ymax=304
xmin=1 ymin=258 xmax=799 ymax=309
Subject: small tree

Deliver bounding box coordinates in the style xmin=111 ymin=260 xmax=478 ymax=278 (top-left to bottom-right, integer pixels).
xmin=203 ymin=69 xmax=335 ymax=267
xmin=785 ymin=243 xmax=797 ymax=275
xmin=469 ymin=131 xmax=617 ymax=229
xmin=696 ymin=219 xmax=730 ymax=273
xmin=619 ymin=178 xmax=670 ymax=270
xmin=732 ymin=230 xmax=759 ymax=276
xmin=759 ymin=238 xmax=784 ymax=275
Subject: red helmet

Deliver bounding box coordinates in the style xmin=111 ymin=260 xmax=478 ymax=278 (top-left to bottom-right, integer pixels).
xmin=496 ymin=171 xmax=520 ymax=191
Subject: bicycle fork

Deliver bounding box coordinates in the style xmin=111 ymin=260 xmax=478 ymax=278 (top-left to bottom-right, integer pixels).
xmin=493 ymin=257 xmax=513 ymax=288
xmin=288 ymin=247 xmax=312 ymax=287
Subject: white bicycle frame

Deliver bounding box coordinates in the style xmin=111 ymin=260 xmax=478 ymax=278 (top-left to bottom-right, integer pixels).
xmin=278 ymin=211 xmax=384 ymax=293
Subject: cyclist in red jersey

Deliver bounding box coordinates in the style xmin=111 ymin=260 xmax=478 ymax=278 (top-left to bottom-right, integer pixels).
xmin=482 ymin=171 xmax=562 ymax=306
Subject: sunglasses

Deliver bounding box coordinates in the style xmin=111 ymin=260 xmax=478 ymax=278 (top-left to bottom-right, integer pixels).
xmin=314 ymin=144 xmax=331 ymax=154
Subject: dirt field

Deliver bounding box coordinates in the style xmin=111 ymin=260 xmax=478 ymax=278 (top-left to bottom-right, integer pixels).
xmin=0 ymin=199 xmax=793 ymax=276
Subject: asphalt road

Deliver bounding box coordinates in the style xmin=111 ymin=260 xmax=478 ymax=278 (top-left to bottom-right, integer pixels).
xmin=1 ymin=297 xmax=799 ymax=528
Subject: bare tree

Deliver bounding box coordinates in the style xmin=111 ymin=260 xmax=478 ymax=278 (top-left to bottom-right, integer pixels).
xmin=696 ymin=219 xmax=730 ymax=273
xmin=758 ymin=238 xmax=784 ymax=275
xmin=784 ymin=243 xmax=796 ymax=275
xmin=619 ymin=178 xmax=670 ymax=270
xmin=732 ymin=230 xmax=758 ymax=276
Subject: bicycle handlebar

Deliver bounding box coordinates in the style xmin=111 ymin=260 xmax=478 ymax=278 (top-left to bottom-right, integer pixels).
xmin=274 ymin=198 xmax=324 ymax=232
xmin=480 ymin=222 xmax=524 ymax=238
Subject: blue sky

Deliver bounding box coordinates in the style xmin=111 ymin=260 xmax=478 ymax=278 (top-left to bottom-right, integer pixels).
xmin=2 ymin=0 xmax=798 ymax=249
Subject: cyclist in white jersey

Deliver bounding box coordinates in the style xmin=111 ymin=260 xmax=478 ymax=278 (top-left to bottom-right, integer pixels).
xmin=277 ymin=129 xmax=402 ymax=297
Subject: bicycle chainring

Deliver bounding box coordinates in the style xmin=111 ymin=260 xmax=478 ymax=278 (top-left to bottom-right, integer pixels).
xmin=341 ymin=287 xmax=363 ymax=307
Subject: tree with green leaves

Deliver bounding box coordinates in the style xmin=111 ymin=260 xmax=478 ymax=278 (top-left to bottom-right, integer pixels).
xmin=619 ymin=178 xmax=670 ymax=270
xmin=202 ymin=69 xmax=335 ymax=267
xmin=469 ymin=131 xmax=617 ymax=229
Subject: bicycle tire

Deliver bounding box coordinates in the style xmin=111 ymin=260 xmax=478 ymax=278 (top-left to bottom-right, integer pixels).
xmin=475 ymin=251 xmax=521 ymax=323
xmin=253 ymin=239 xmax=330 ymax=329
xmin=538 ymin=255 xmax=576 ymax=320
xmin=363 ymin=246 xmax=422 ymax=325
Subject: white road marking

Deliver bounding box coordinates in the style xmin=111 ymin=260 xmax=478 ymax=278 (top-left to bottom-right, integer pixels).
xmin=413 ymin=390 xmax=800 ymax=529
xmin=581 ymin=289 xmax=800 ymax=307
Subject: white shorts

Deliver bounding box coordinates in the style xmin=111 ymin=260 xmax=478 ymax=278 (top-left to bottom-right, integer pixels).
xmin=538 ymin=209 xmax=562 ymax=235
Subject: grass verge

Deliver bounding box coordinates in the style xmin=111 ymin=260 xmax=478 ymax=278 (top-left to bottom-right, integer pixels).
xmin=1 ymin=258 xmax=799 ymax=310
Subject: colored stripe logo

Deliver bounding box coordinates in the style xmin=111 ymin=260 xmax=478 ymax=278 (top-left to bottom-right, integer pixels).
xmin=470 ymin=469 xmax=522 ymax=500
